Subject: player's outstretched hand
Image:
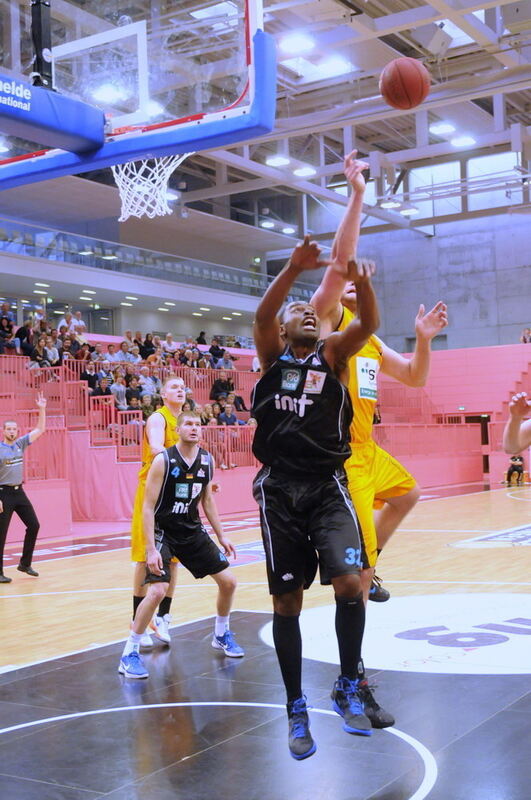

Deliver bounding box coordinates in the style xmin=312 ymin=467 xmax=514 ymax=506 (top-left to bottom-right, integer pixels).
xmin=346 ymin=257 xmax=376 ymax=284
xmin=415 ymin=301 xmax=448 ymax=341
xmin=218 ymin=535 xmax=236 ymax=560
xmin=146 ymin=547 xmax=163 ymax=576
xmin=509 ymin=392 xmax=531 ymax=420
xmin=344 ymin=149 xmax=369 ymax=195
xmin=36 ymin=391 xmax=47 ymax=408
xmin=289 ymin=235 xmax=330 ymax=273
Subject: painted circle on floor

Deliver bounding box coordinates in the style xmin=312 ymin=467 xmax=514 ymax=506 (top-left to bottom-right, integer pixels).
xmin=260 ymin=593 xmax=531 ymax=674
xmin=0 ymin=702 xmax=437 ymax=800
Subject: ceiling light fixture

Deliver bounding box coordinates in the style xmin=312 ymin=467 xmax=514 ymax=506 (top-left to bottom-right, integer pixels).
xmin=260 ymin=220 xmax=275 ymax=229
xmin=125 ymin=295 xmax=138 ymax=300
xmin=400 ymin=206 xmax=420 ymax=216
xmin=293 ymin=165 xmax=316 ymax=178
xmin=451 ymin=135 xmax=476 ymax=147
xmin=34 ymin=282 xmax=50 ymax=287
xmin=380 ymin=199 xmax=402 ymax=209
xmin=282 ymin=226 xmax=296 ymax=235
xmin=200 ymin=307 xmax=210 ymax=311
xmin=33 ymin=289 xmax=47 ymax=295
xmin=164 ymin=302 xmax=176 ymax=306
xmin=265 ymin=154 xmax=290 ymax=167
xmin=101 ymin=253 xmax=118 ymax=260
xmin=79 ymin=249 xmax=93 ymax=256
xmin=222 ymin=316 xmax=232 ymax=321
xmin=279 ymin=32 xmax=315 ymax=55
xmin=192 ymin=312 xmax=203 ymax=317
xmin=429 ymin=121 xmax=456 ymax=136
xmin=232 ymin=312 xmax=242 ymax=316
xmin=120 ymin=302 xmax=133 ymax=306
xmin=157 ymin=307 xmax=169 ymax=311
xmin=82 ymin=289 xmax=96 ymax=294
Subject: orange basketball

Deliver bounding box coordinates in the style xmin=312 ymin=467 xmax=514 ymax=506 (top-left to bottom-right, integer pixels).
xmin=379 ymin=58 xmax=431 ymax=110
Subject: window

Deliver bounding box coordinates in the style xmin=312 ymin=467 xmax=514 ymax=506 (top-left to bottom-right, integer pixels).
xmin=467 ymin=152 xmax=522 ymax=211
xmin=408 ymin=161 xmax=461 ymax=218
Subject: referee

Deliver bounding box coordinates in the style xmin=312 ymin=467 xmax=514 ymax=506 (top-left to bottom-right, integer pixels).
xmin=0 ymin=392 xmax=47 ymax=583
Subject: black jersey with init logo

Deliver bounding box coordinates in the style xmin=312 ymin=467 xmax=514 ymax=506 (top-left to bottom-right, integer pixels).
xmin=155 ymin=445 xmax=214 ymax=536
xmin=251 ymin=342 xmax=353 ymax=476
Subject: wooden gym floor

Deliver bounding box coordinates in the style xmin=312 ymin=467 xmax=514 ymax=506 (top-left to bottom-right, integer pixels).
xmin=0 ymin=483 xmax=530 ymax=799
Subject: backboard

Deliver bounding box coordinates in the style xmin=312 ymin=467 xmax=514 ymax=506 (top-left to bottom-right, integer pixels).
xmin=0 ymin=0 xmax=275 ymax=189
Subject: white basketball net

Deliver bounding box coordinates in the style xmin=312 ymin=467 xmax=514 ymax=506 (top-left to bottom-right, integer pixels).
xmin=111 ymin=152 xmax=193 ymax=222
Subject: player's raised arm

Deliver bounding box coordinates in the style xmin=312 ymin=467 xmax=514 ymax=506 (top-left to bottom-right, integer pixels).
xmin=380 ymin=301 xmax=448 ymax=388
xmin=324 ymin=258 xmax=380 ymax=371
xmin=503 ymin=392 xmax=531 ymax=454
xmin=142 ymin=453 xmax=165 ymax=575
xmin=311 ymin=151 xmax=368 ymax=333
xmin=254 ymin=236 xmax=329 ymax=371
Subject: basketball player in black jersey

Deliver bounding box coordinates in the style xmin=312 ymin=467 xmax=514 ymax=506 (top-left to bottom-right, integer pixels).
xmin=252 ymin=236 xmax=380 ymax=760
xmin=119 ymin=411 xmax=244 ymax=679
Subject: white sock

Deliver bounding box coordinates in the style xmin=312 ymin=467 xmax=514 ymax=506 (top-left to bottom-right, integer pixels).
xmin=122 ymin=631 xmax=143 ymax=657
xmin=215 ymin=615 xmax=230 ymax=637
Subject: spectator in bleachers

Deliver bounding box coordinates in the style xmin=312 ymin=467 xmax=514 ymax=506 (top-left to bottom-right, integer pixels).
xmin=80 ymin=361 xmax=98 ymax=392
xmin=210 ymin=371 xmax=234 ymax=402
xmin=50 ymin=328 xmax=61 ymax=352
xmin=247 ymin=417 xmax=257 ymax=427
xmin=129 ymin=345 xmax=142 ymax=364
xmin=211 ymin=402 xmax=222 ymax=423
xmin=110 ymin=375 xmax=128 ymax=410
xmin=209 ymin=337 xmax=225 ymax=362
xmin=72 ymin=311 xmax=87 ymax=336
xmin=226 ymin=391 xmax=247 ymax=412
xmin=218 ymin=403 xmax=244 ymax=426
xmin=90 ymin=343 xmax=105 ymax=362
xmin=123 ymin=364 xmax=138 ymax=385
xmin=126 ymin=377 xmax=142 ymax=405
xmin=117 ymin=341 xmax=133 ymax=362
xmin=141 ymin=394 xmax=155 ymax=420
xmin=138 ymin=366 xmax=161 ymax=398
xmin=520 ymin=328 xmax=531 ymax=343
xmin=206 ymin=417 xmax=230 ymax=470
xmin=15 ymin=319 xmax=34 ymax=356
xmin=44 ymin=335 xmax=60 ymax=366
xmin=60 ymin=337 xmax=76 ymax=363
xmin=181 ymin=401 xmax=192 ymax=413
xmin=196 ymin=330 xmax=207 ymax=345
xmin=0 ymin=302 xmax=14 ymax=322
xmin=194 ymin=348 xmax=212 ymax=369
xmin=180 ymin=335 xmax=196 ymax=350
xmin=201 ymin=403 xmax=214 ymax=425
xmin=161 ymin=332 xmax=179 ymax=359
xmin=146 ymin=346 xmax=163 ymax=366
xmin=75 ymin=343 xmax=92 ymax=363
xmin=153 ymin=396 xmax=164 ymax=411
xmin=185 ymin=389 xmax=196 ymax=410
xmin=92 ymin=376 xmax=112 ymax=397
xmin=30 ymin=335 xmax=51 ymax=368
xmin=194 ymin=402 xmax=203 ymax=419
xmin=0 ymin=316 xmax=16 ymax=354
xmin=57 ymin=311 xmax=75 ymax=334
xmin=152 ymin=334 xmax=162 ymax=349
xmin=251 ymin=355 xmax=260 ymax=372
xmin=140 ymin=333 xmax=155 ymax=360
xmin=216 ymin=352 xmax=235 ymax=370
xmin=97 ymin=361 xmax=113 ymax=382
xmin=127 ymin=396 xmax=141 ymax=412
xmin=133 ymin=331 xmax=143 ymax=349
xmin=123 ymin=330 xmax=135 ymax=349
xmin=105 ymin=343 xmax=121 ymax=362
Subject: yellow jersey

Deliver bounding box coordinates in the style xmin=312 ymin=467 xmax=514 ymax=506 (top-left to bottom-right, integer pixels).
xmin=137 ymin=405 xmax=180 ymax=482
xmin=337 ymin=306 xmax=383 ymax=444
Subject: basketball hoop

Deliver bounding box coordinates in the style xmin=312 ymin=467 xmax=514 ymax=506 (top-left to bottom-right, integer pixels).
xmin=111 ymin=152 xmax=194 ymax=222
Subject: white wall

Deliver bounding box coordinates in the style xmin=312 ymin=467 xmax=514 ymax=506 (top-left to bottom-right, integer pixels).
xmin=114 ymin=307 xmax=253 ymax=342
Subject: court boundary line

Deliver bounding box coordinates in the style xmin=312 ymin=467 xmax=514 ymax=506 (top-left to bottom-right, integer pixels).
xmin=0 ymin=702 xmax=438 ymax=800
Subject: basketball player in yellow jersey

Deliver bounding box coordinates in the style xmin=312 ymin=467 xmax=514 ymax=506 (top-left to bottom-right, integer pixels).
xmin=130 ymin=375 xmax=185 ymax=647
xmin=313 ymin=151 xmax=448 ymax=603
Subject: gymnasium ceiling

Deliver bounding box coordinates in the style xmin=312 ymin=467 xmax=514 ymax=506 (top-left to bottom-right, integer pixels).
xmin=1 ymin=0 xmax=531 ymax=250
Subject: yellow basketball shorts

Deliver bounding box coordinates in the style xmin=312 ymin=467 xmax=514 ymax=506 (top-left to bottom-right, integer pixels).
xmin=130 ymin=479 xmax=178 ymax=564
xmin=345 ymin=441 xmax=416 ymax=568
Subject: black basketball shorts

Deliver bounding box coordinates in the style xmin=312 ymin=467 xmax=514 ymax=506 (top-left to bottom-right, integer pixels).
xmin=252 ymin=466 xmax=368 ymax=595
xmin=144 ymin=525 xmax=229 ymax=583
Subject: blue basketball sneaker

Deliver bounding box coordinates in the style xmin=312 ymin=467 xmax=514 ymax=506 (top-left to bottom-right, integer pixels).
xmin=118 ymin=650 xmax=149 ymax=679
xmin=331 ymin=676 xmax=372 ymax=735
xmin=212 ymin=630 xmax=245 ymax=658
xmin=287 ymin=696 xmax=316 ymax=760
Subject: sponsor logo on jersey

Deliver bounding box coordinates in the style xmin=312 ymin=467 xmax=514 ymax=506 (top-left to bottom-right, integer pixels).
xmin=356 ymin=356 xmax=378 ymax=400
xmin=274 ymin=392 xmax=314 ymax=418
xmin=191 ymin=482 xmax=202 ymax=499
xmin=197 ymin=468 xmax=205 ymax=478
xmin=280 ymin=368 xmax=302 ymax=392
xmin=186 ymin=473 xmax=193 ymax=480
xmin=303 ymin=369 xmax=326 ymax=394
xmin=171 ymin=501 xmax=190 ymax=514
xmin=282 ymin=572 xmax=294 ymax=581
xmin=201 ymin=454 xmax=210 ymax=465
xmin=174 ymin=483 xmax=189 ymax=499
